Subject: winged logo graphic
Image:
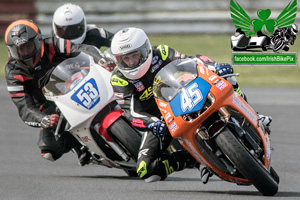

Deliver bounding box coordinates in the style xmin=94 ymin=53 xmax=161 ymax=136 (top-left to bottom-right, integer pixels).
xmin=230 ymin=0 xmax=297 ymax=36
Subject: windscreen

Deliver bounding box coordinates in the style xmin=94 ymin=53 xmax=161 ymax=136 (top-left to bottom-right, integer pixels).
xmin=44 ymin=52 xmax=91 ymax=96
xmin=153 ymin=58 xmax=198 ymax=102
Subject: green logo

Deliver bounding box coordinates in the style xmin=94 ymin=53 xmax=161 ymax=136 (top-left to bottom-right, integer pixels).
xmin=230 ymin=0 xmax=297 ymax=36
xmin=232 ymin=52 xmax=297 ymax=65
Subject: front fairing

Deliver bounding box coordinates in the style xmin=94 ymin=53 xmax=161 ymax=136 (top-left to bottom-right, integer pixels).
xmin=154 ymin=58 xmax=234 ymax=138
xmin=153 ymin=58 xmax=211 ymax=116
xmin=43 ymin=53 xmax=115 ymax=127
xmin=44 ymin=52 xmax=91 ymax=96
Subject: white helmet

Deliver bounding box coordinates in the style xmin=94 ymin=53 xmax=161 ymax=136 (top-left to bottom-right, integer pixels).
xmin=52 ymin=3 xmax=87 ymax=44
xmin=111 ymin=27 xmax=152 ymax=80
xmin=291 ymin=24 xmax=298 ymax=35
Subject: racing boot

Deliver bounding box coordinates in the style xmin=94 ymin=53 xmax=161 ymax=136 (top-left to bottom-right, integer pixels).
xmin=72 ymin=146 xmax=92 ymax=166
xmin=258 ymin=114 xmax=272 ymax=134
xmin=199 ymin=165 xmax=213 ymax=184
xmin=171 ymin=149 xmax=197 ymax=171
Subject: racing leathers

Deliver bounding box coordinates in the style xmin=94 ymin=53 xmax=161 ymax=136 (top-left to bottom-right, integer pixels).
xmin=52 ymin=24 xmax=114 ymax=49
xmin=81 ymin=25 xmax=115 ymax=71
xmin=83 ymin=25 xmax=114 ymax=48
xmin=5 ymin=35 xmax=105 ymax=161
xmin=110 ymin=44 xmax=244 ymax=182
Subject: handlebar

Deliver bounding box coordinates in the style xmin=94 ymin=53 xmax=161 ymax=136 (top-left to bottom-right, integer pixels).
xmin=220 ymin=73 xmax=240 ymax=78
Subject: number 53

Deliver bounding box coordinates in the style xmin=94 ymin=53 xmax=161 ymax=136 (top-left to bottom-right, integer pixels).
xmin=76 ymin=82 xmax=99 ymax=107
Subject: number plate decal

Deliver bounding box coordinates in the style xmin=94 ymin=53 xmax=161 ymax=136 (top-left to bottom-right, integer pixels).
xmin=71 ymin=78 xmax=100 ymax=110
xmin=170 ymin=77 xmax=211 ymax=117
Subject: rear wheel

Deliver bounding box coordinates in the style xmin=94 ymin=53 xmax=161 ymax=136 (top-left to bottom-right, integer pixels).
xmin=214 ymin=127 xmax=278 ymax=196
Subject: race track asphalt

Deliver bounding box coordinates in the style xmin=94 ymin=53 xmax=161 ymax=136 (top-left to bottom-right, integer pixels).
xmin=0 ymin=78 xmax=299 ymax=200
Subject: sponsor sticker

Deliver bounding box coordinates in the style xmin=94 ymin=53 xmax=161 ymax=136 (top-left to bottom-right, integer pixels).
xmin=151 ymin=60 xmax=163 ymax=73
xmin=209 ymin=75 xmax=217 ymax=81
xmin=152 ymin=56 xmax=159 ymax=64
xmin=168 ymin=117 xmax=174 ymax=124
xmin=159 ymin=102 xmax=167 ymax=108
xmin=81 ymin=136 xmax=92 ymax=142
xmin=213 ymin=78 xmax=221 ymax=85
xmin=216 ymin=80 xmax=228 ymax=90
xmin=165 ymin=112 xmax=171 ymax=120
xmin=114 ymin=92 xmax=124 ymax=99
xmin=200 ymin=55 xmax=214 ymax=62
xmin=134 ymin=81 xmax=145 ymax=92
xmin=175 ymin=51 xmax=181 ymax=57
xmin=170 ymin=122 xmax=179 ymax=133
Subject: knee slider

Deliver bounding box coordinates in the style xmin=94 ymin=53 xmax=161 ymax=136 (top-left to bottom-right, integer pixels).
xmin=137 ymin=161 xmax=147 ymax=178
xmin=41 ymin=150 xmax=61 ymax=161
xmin=137 ymin=161 xmax=162 ymax=182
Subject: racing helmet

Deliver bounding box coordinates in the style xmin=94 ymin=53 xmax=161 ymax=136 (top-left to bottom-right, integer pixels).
xmin=111 ymin=27 xmax=152 ymax=80
xmin=52 ymin=3 xmax=87 ymax=44
xmin=291 ymin=24 xmax=298 ymax=35
xmin=5 ymin=19 xmax=43 ymax=68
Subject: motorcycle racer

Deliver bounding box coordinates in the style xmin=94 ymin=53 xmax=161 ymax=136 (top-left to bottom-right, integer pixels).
xmin=4 ymin=19 xmax=106 ymax=166
xmin=52 ymin=3 xmax=116 ymax=71
xmin=109 ymin=27 xmax=261 ymax=183
xmin=270 ymin=24 xmax=298 ymax=51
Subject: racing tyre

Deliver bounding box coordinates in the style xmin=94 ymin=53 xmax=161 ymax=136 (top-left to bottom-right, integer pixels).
xmin=270 ymin=167 xmax=280 ymax=184
xmin=214 ymin=127 xmax=278 ymax=196
xmin=272 ymin=39 xmax=284 ymax=51
xmin=108 ymin=117 xmax=141 ymax=160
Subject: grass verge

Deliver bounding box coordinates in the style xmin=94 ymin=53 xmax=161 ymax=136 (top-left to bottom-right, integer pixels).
xmin=1 ymin=34 xmax=299 ymax=87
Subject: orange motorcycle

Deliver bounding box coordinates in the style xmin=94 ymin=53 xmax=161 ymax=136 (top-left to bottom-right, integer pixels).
xmin=153 ymin=58 xmax=279 ymax=196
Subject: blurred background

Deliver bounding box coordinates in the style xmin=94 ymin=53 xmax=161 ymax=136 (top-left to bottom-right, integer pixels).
xmin=0 ymin=0 xmax=299 ymax=87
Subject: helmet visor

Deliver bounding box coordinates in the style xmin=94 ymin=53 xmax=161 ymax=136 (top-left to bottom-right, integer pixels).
xmin=8 ymin=37 xmax=41 ymax=61
xmin=54 ymin=19 xmax=85 ymax=40
xmin=114 ymin=40 xmax=151 ymax=70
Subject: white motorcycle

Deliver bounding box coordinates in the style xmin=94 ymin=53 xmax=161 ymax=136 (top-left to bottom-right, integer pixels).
xmin=43 ymin=52 xmax=141 ymax=176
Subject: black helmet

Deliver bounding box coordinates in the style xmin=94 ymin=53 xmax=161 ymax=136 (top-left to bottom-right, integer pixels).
xmin=5 ymin=19 xmax=43 ymax=68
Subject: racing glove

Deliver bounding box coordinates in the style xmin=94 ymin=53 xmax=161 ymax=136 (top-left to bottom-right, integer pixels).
xmin=147 ymin=121 xmax=167 ymax=137
xmin=41 ymin=114 xmax=60 ymax=129
xmin=216 ymin=63 xmax=233 ymax=76
xmin=98 ymin=57 xmax=116 ymax=72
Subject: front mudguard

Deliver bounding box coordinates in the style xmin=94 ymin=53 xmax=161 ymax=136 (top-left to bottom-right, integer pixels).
xmin=98 ymin=110 xmax=124 ymax=141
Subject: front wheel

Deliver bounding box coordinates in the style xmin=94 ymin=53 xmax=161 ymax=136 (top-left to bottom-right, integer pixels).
xmin=108 ymin=117 xmax=141 ymax=160
xmin=272 ymin=39 xmax=284 ymax=51
xmin=214 ymin=127 xmax=278 ymax=196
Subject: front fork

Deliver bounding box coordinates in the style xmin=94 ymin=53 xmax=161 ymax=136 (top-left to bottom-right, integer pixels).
xmin=54 ymin=113 xmax=64 ymax=141
xmin=217 ymin=107 xmax=265 ymax=164
xmin=95 ymin=105 xmax=131 ymax=162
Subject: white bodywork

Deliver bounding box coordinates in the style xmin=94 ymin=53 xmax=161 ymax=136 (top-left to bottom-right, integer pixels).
xmin=44 ymin=54 xmax=137 ymax=169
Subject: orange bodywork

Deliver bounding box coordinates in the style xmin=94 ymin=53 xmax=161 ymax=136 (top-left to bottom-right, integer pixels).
xmin=155 ymin=64 xmax=271 ymax=184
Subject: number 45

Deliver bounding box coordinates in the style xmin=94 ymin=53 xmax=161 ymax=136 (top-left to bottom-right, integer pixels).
xmin=180 ymin=83 xmax=202 ymax=112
